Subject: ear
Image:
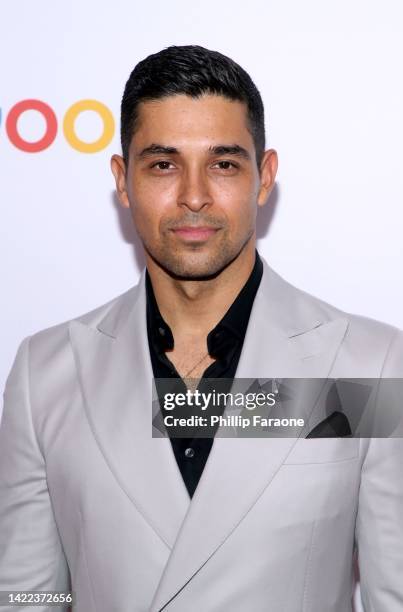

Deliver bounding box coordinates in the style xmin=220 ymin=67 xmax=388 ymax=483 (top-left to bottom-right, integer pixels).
xmin=110 ymin=154 xmax=130 ymax=209
xmin=257 ymin=149 xmax=278 ymax=207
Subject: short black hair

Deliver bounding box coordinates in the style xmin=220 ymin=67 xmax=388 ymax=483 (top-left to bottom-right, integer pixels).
xmin=120 ymin=45 xmax=265 ymax=167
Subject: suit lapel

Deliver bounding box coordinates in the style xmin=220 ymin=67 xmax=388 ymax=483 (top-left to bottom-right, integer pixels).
xmin=150 ymin=261 xmax=348 ymax=611
xmin=69 ymin=270 xmax=190 ymax=550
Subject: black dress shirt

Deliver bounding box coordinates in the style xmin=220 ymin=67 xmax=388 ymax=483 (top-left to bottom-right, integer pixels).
xmin=146 ymin=251 xmax=263 ymax=498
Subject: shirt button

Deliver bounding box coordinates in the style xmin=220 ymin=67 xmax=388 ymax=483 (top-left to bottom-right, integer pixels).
xmin=184 ymin=447 xmax=195 ymax=458
xmin=158 ymin=327 xmax=166 ymax=336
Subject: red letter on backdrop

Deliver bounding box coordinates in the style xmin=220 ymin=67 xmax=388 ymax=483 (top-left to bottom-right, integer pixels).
xmin=6 ymin=99 xmax=57 ymax=152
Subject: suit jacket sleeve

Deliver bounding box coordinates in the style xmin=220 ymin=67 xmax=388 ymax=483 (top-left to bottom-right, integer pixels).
xmin=355 ymin=329 xmax=403 ymax=611
xmin=0 ymin=336 xmax=71 ymax=611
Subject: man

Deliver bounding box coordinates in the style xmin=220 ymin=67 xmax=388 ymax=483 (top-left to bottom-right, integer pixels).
xmin=0 ymin=45 xmax=402 ymax=612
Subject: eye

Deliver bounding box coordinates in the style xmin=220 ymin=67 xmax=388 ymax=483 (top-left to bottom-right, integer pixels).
xmin=150 ymin=160 xmax=175 ymax=171
xmin=212 ymin=160 xmax=238 ymax=170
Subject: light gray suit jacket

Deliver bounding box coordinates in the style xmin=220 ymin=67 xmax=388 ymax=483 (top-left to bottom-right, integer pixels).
xmin=1 ymin=259 xmax=403 ymax=611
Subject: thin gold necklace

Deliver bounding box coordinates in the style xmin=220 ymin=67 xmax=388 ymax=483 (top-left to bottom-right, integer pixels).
xmin=183 ymin=351 xmax=210 ymax=379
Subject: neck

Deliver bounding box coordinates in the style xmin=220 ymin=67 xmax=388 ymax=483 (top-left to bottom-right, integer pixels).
xmin=146 ymin=240 xmax=257 ymax=339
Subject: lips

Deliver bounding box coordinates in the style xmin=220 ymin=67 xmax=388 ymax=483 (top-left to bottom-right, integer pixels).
xmin=171 ymin=226 xmax=219 ymax=241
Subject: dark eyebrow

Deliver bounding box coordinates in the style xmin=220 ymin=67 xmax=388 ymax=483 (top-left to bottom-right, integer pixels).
xmin=137 ymin=144 xmax=179 ymax=158
xmin=208 ymin=144 xmax=251 ymax=160
xmin=137 ymin=143 xmax=251 ymax=160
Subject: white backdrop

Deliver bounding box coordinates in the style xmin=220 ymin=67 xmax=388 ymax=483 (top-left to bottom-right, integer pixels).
xmin=1 ymin=2 xmax=402 ymax=609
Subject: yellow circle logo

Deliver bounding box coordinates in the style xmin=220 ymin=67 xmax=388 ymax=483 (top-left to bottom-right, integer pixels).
xmin=63 ymin=99 xmax=115 ymax=153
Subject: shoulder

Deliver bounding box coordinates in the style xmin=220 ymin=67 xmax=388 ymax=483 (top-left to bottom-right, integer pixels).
xmin=339 ymin=312 xmax=403 ymax=376
xmin=26 ymin=283 xmax=139 ymax=364
xmin=296 ymin=279 xmax=400 ymax=351
xmin=260 ymin=259 xmax=402 ymax=376
xmin=300 ymin=279 xmax=401 ymax=375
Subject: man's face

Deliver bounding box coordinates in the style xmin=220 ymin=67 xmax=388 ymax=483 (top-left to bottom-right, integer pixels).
xmin=112 ymin=94 xmax=276 ymax=278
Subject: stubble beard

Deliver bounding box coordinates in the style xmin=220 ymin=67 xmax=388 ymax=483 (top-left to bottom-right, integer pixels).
xmin=141 ymin=227 xmax=255 ymax=280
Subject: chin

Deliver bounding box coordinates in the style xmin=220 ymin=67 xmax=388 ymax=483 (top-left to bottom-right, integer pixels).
xmin=164 ymin=261 xmax=223 ymax=280
xmin=157 ymin=251 xmax=232 ymax=280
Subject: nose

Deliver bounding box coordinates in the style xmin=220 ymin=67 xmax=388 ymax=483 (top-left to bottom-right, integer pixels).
xmin=177 ymin=166 xmax=213 ymax=212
